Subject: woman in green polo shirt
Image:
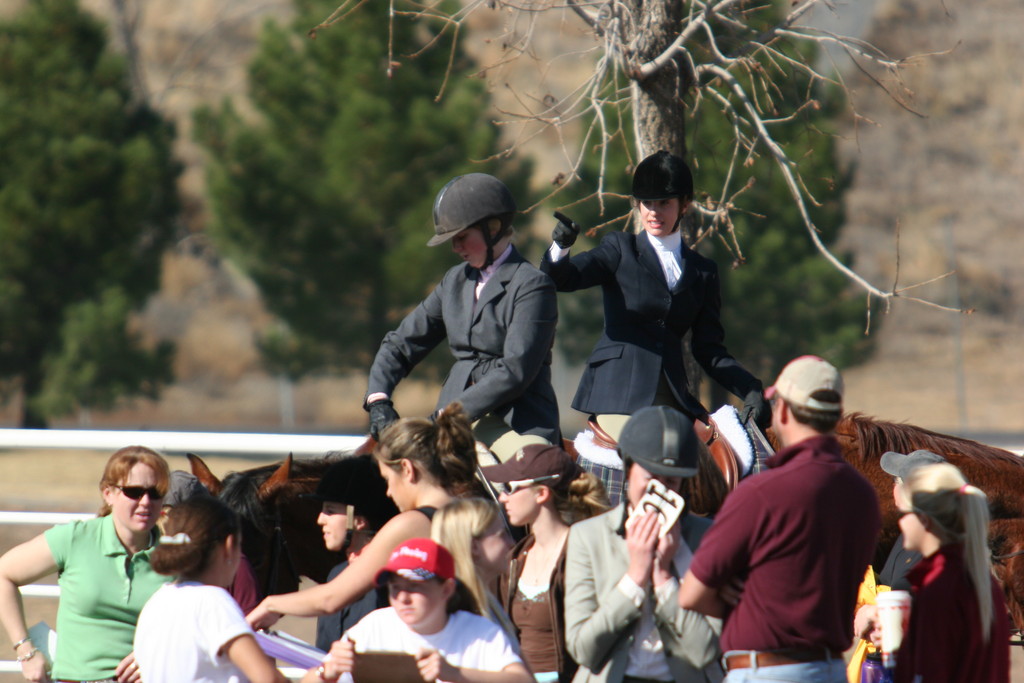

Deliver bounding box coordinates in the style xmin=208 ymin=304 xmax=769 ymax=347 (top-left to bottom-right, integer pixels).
xmin=0 ymin=445 xmax=170 ymax=683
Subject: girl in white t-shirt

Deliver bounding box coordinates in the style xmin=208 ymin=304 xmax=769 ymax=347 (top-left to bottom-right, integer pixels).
xmin=318 ymin=538 xmax=532 ymax=683
xmin=135 ymin=497 xmax=326 ymax=683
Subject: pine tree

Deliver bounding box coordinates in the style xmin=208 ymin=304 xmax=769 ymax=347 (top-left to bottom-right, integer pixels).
xmin=195 ymin=0 xmax=532 ymax=379
xmin=0 ymin=0 xmax=179 ymax=426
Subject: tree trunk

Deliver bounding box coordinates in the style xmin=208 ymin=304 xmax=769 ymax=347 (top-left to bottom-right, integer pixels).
xmin=629 ymin=0 xmax=690 ymax=156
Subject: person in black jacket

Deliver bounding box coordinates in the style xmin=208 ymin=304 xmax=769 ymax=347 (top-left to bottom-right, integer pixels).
xmin=540 ymin=150 xmax=768 ymax=429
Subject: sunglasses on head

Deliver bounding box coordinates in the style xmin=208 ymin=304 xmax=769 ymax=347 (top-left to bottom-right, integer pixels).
xmin=506 ymin=474 xmax=560 ymax=494
xmin=117 ymin=485 xmax=164 ymax=500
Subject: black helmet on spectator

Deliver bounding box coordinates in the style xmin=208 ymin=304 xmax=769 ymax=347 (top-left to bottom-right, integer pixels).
xmin=302 ymin=455 xmax=398 ymax=531
xmin=428 ymin=173 xmax=517 ymax=247
xmin=632 ymin=151 xmax=694 ymax=203
xmin=618 ymin=406 xmax=699 ymax=478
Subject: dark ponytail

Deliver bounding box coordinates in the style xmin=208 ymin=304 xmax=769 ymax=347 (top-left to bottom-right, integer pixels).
xmin=432 ymin=404 xmax=478 ymax=497
xmin=150 ymin=496 xmax=240 ymax=580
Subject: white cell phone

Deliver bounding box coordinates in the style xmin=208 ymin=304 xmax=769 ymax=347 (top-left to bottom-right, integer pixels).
xmin=626 ymin=478 xmax=685 ymax=537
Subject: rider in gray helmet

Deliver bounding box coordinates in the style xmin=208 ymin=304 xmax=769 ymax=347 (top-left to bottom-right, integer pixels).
xmin=563 ymin=404 xmax=724 ymax=683
xmin=429 ymin=173 xmax=517 ymax=268
xmin=364 ymin=173 xmax=560 ymax=461
xmin=541 ymin=150 xmax=769 ymax=437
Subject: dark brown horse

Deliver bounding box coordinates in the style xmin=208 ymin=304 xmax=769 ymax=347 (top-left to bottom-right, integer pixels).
xmin=188 ymin=452 xmax=346 ymax=596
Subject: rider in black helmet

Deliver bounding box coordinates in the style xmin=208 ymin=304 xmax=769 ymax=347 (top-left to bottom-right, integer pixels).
xmin=364 ymin=173 xmax=561 ymax=460
xmin=541 ymin=150 xmax=769 ymax=437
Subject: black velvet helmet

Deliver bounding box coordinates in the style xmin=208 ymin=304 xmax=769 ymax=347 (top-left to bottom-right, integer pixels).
xmin=302 ymin=455 xmax=398 ymax=530
xmin=631 ymin=151 xmax=694 ymax=203
xmin=428 ymin=173 xmax=517 ymax=246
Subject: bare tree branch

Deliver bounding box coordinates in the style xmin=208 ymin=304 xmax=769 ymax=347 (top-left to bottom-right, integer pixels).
xmin=311 ymin=0 xmax=962 ymax=312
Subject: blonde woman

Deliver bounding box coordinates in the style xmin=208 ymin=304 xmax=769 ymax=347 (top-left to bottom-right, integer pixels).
xmin=895 ymin=462 xmax=1009 ymax=683
xmin=431 ymin=498 xmax=517 ymax=649
xmin=247 ymin=405 xmax=479 ymax=631
xmin=483 ymin=444 xmax=608 ymax=683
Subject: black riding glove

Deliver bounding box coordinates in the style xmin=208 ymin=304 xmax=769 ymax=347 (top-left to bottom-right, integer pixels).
xmin=552 ymin=211 xmax=581 ymax=249
xmin=742 ymin=390 xmax=771 ymax=431
xmin=367 ymin=399 xmax=400 ymax=440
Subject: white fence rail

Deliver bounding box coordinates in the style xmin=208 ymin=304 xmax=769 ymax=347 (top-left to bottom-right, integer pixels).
xmin=0 ymin=427 xmax=368 ymax=458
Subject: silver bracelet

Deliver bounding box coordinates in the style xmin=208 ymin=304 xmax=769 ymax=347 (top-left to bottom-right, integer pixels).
xmin=16 ymin=647 xmax=39 ymax=663
xmin=11 ymin=637 xmax=31 ymax=651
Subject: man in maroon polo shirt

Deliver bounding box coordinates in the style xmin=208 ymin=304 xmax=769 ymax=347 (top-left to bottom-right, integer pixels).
xmin=678 ymin=356 xmax=880 ymax=682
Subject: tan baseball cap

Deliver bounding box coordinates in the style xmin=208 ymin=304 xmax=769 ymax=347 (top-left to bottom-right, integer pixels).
xmin=766 ymin=355 xmax=843 ymax=412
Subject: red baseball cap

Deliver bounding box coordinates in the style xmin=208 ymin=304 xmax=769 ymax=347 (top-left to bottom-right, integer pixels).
xmin=374 ymin=538 xmax=455 ymax=586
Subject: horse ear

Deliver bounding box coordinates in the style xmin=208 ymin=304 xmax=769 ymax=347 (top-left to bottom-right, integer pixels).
xmin=354 ymin=437 xmax=376 ymax=456
xmin=188 ymin=453 xmax=223 ymax=496
xmin=258 ymin=453 xmax=294 ymax=502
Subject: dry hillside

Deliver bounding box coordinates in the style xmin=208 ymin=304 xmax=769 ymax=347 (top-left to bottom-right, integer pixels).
xmin=1 ymin=0 xmax=1021 ymax=436
xmin=836 ymin=0 xmax=1024 ymax=432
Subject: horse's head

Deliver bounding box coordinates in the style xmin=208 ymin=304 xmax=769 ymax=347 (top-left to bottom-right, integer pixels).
xmin=189 ymin=453 xmax=345 ymax=596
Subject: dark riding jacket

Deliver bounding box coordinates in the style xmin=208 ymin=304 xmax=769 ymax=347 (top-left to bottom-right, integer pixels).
xmin=367 ymin=246 xmax=560 ymax=442
xmin=541 ymin=231 xmax=761 ymax=418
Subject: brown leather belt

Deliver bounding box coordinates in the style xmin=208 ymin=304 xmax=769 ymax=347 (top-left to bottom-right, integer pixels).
xmin=723 ymin=648 xmax=841 ymax=670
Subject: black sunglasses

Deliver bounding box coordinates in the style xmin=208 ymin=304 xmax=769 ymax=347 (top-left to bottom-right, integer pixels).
xmin=117 ymin=485 xmax=164 ymax=500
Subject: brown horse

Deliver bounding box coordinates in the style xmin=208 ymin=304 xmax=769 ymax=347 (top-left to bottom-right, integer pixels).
xmin=832 ymin=413 xmax=1024 ymax=631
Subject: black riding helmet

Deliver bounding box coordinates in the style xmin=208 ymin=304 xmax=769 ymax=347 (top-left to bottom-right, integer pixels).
xmin=301 ymin=455 xmax=398 ymax=553
xmin=428 ymin=173 xmax=517 ymax=267
xmin=632 ymin=151 xmax=694 ymax=203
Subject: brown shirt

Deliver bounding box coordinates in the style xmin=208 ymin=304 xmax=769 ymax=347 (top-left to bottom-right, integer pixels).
xmin=512 ymin=584 xmax=559 ymax=674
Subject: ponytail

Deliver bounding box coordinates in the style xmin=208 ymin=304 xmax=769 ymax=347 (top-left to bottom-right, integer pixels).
xmin=433 ymin=404 xmax=478 ymax=497
xmin=555 ymin=470 xmax=610 ymax=524
xmin=150 ymin=496 xmax=239 ymax=580
xmin=959 ymin=483 xmax=993 ymax=642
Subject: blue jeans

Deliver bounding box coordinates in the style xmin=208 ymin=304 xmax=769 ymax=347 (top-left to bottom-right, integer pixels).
xmin=722 ymin=651 xmax=846 ymax=683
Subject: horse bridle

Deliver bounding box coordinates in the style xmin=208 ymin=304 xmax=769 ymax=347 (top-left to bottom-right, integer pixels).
xmin=263 ymin=500 xmax=302 ymax=598
xmin=992 ymin=548 xmax=1024 ymax=564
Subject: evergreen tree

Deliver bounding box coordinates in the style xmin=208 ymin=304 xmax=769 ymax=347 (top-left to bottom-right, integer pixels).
xmin=0 ymin=0 xmax=179 ymax=427
xmin=195 ymin=0 xmax=531 ymax=379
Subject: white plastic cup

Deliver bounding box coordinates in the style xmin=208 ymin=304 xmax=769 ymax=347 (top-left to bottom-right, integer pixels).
xmin=876 ymin=590 xmax=912 ymax=668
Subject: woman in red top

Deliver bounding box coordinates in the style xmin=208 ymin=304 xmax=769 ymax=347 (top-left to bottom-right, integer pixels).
xmin=895 ymin=462 xmax=1009 ymax=683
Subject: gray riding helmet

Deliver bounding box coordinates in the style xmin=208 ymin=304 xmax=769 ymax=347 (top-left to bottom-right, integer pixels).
xmin=428 ymin=173 xmax=517 ymax=246
xmin=618 ymin=406 xmax=700 ymax=478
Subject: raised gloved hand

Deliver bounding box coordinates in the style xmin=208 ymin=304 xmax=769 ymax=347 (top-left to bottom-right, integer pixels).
xmin=367 ymin=399 xmax=400 ymax=440
xmin=552 ymin=211 xmax=581 ymax=249
xmin=742 ymin=390 xmax=771 ymax=431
